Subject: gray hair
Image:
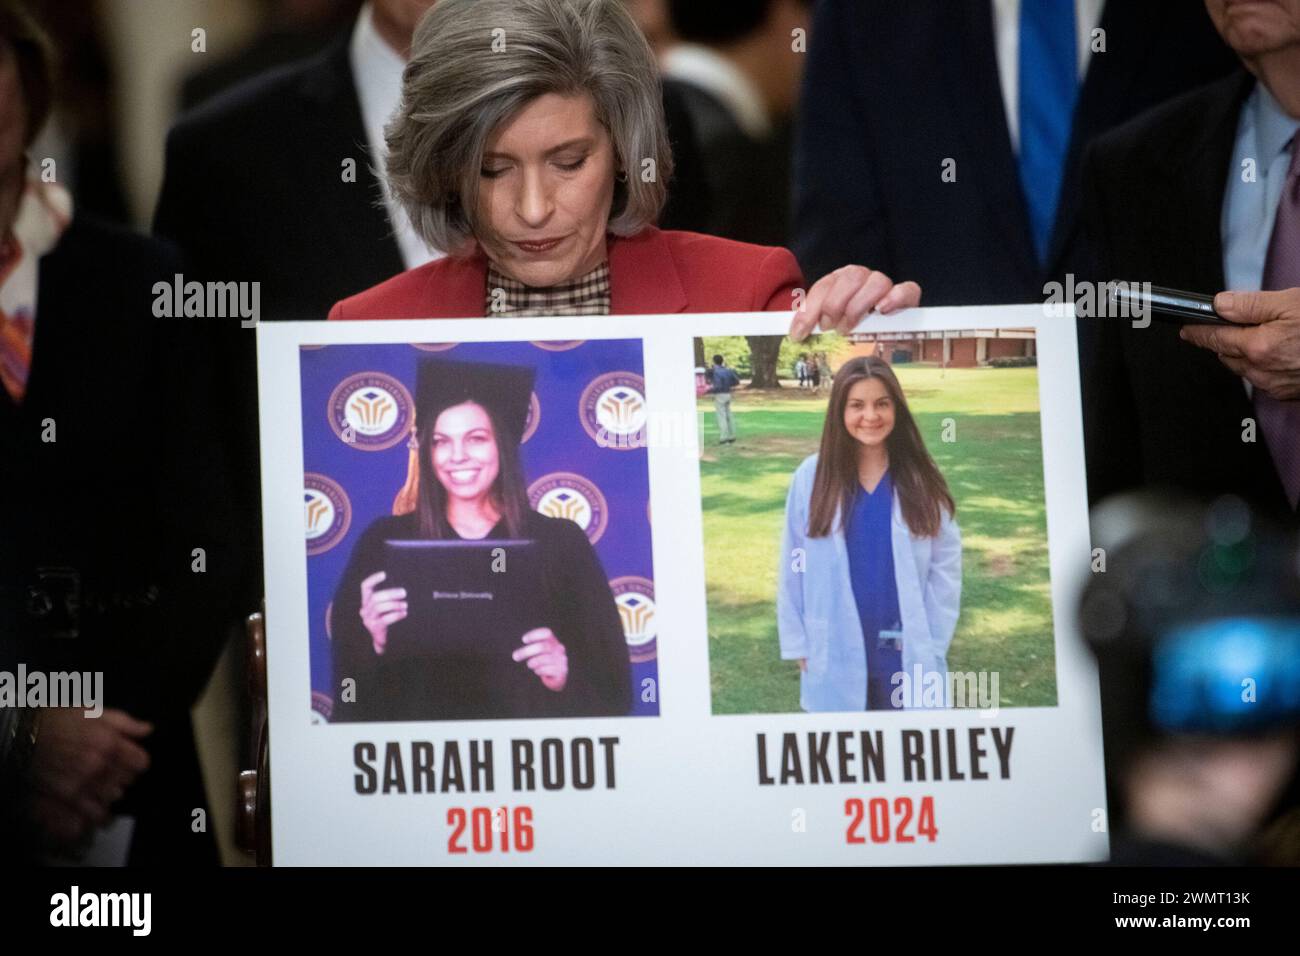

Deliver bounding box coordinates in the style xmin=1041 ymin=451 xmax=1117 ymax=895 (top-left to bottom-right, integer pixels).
xmin=386 ymin=0 xmax=673 ymax=256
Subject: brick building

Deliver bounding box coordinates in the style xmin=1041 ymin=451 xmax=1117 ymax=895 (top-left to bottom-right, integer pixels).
xmin=847 ymin=328 xmax=1035 ymax=368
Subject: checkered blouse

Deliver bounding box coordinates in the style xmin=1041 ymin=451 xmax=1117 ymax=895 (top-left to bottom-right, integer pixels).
xmin=485 ymin=261 xmax=612 ymax=317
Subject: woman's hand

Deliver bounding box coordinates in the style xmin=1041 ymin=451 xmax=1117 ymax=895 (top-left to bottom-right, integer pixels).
xmin=798 ymin=658 xmax=807 ymax=673
xmin=790 ymin=266 xmax=921 ymax=341
xmin=512 ymin=627 xmax=568 ymax=691
xmin=359 ymin=571 xmax=407 ymax=656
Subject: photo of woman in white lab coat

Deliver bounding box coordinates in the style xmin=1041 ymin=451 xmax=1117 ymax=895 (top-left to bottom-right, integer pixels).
xmin=777 ymin=355 xmax=962 ymax=712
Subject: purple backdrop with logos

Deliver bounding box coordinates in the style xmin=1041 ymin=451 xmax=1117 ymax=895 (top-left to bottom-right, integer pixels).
xmin=299 ymin=339 xmax=657 ymax=720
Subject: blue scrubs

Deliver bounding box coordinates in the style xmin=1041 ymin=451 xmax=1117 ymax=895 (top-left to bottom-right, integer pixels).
xmin=845 ymin=470 xmax=903 ymax=710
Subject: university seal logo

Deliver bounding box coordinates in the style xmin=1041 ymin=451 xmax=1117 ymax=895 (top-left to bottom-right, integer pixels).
xmin=304 ymin=473 xmax=351 ymax=556
xmin=610 ymin=576 xmax=656 ymax=663
xmin=579 ymin=371 xmax=647 ymax=449
xmin=528 ymin=472 xmax=609 ymax=544
xmin=328 ymin=371 xmax=414 ymax=451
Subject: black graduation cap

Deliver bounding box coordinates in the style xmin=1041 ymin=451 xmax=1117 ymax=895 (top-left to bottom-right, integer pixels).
xmin=414 ymin=357 xmax=536 ymax=443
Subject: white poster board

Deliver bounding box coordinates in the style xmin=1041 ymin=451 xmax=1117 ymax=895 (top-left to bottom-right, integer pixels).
xmin=257 ymin=305 xmax=1107 ymax=865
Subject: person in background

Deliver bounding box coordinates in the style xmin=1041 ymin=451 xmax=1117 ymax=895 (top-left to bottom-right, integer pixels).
xmin=706 ymin=353 xmax=741 ymax=445
xmin=155 ymin=0 xmax=459 ymax=636
xmin=816 ymin=352 xmax=832 ymax=394
xmin=0 ymin=0 xmax=236 ymax=865
xmin=155 ymin=0 xmax=449 ymax=326
xmin=793 ymin=0 xmax=1239 ymax=306
xmin=1082 ymin=0 xmax=1300 ymax=522
xmin=662 ymin=0 xmax=811 ymax=247
xmin=795 ymin=353 xmax=807 ymax=389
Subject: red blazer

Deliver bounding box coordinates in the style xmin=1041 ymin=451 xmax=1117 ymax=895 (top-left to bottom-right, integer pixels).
xmin=327 ymin=226 xmax=804 ymax=320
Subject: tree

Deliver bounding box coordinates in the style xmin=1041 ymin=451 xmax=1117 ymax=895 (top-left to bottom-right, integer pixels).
xmin=746 ymin=335 xmax=784 ymax=388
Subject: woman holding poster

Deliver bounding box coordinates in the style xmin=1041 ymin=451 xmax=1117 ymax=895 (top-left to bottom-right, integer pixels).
xmin=325 ymin=0 xmax=920 ymax=332
xmin=777 ymin=356 xmax=962 ymax=712
xmin=329 ymin=357 xmax=632 ymax=722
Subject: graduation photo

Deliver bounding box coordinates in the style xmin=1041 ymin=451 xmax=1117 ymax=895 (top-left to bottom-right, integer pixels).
xmin=299 ymin=341 xmax=656 ymax=723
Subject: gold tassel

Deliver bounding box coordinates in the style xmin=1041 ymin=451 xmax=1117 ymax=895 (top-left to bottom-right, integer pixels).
xmin=392 ymin=423 xmax=420 ymax=515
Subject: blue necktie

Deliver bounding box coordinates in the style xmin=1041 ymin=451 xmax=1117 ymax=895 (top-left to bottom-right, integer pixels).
xmin=1018 ymin=0 xmax=1078 ymax=265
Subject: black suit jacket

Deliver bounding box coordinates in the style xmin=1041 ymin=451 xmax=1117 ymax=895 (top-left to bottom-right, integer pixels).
xmin=154 ymin=34 xmax=401 ymax=323
xmin=671 ymin=82 xmax=794 ymax=248
xmin=0 ymin=217 xmax=238 ymax=863
xmin=1080 ymin=71 xmax=1293 ymax=521
xmin=153 ymin=35 xmax=403 ymax=615
xmin=792 ymin=0 xmax=1239 ymax=304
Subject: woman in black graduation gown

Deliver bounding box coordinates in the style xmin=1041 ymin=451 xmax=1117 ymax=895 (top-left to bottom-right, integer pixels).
xmin=330 ymin=357 xmax=633 ymax=722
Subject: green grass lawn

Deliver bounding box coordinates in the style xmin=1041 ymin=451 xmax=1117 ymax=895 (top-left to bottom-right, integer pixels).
xmin=699 ymin=362 xmax=1057 ymax=713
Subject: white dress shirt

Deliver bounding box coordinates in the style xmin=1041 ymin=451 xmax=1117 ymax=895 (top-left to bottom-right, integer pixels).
xmin=349 ymin=3 xmax=442 ymax=269
xmin=1223 ymin=82 xmax=1300 ymax=292
xmin=990 ymin=0 xmax=1107 ymax=154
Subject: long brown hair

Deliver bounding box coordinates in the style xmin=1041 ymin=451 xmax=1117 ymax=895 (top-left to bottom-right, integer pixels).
xmin=807 ymin=355 xmax=954 ymax=538
xmin=414 ymin=401 xmax=530 ymax=539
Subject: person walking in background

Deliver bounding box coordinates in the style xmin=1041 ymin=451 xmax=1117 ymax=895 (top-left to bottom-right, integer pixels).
xmin=795 ymin=353 xmax=807 ymax=388
xmin=808 ymin=352 xmax=822 ymax=390
xmin=707 ymin=353 xmax=741 ymax=444
xmin=816 ymin=352 xmax=832 ymax=394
